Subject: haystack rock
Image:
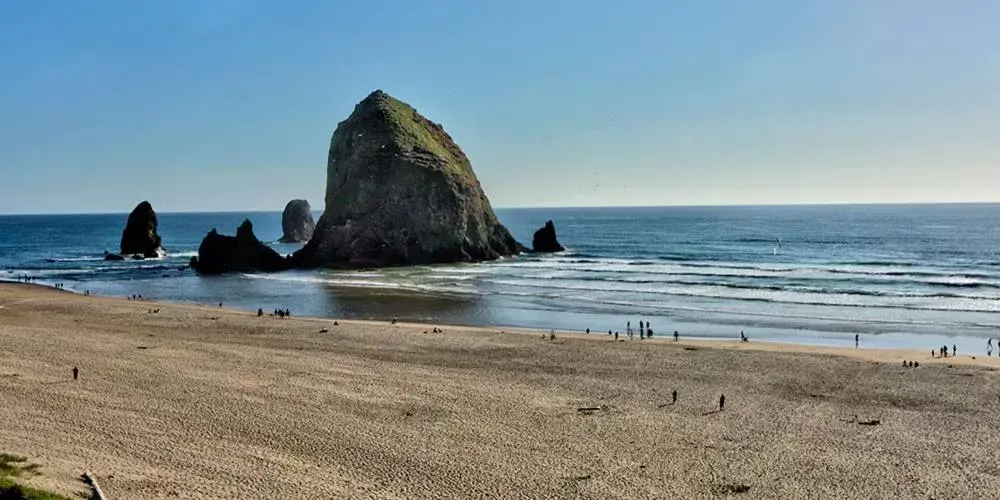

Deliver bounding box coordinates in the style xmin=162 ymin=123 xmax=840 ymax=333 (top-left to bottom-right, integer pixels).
xmin=190 ymin=220 xmax=291 ymax=274
xmin=293 ymin=90 xmax=524 ymax=268
xmin=278 ymin=199 xmax=316 ymax=243
xmin=120 ymin=201 xmax=164 ymax=258
xmin=531 ymin=220 xmax=565 ymax=253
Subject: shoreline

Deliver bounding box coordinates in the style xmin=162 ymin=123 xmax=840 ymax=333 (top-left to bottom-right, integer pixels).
xmin=4 ymin=260 xmax=998 ymax=356
xmin=2 ymin=280 xmax=996 ymax=368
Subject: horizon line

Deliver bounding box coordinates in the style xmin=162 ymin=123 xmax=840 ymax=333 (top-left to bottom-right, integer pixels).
xmin=3 ymin=200 xmax=1000 ymax=217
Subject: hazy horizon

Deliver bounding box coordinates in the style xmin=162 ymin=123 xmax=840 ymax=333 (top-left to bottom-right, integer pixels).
xmin=6 ymin=200 xmax=1000 ymax=217
xmin=2 ymin=1 xmax=999 ymax=213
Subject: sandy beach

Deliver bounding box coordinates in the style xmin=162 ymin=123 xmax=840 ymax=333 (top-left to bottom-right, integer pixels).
xmin=2 ymin=283 xmax=999 ymax=499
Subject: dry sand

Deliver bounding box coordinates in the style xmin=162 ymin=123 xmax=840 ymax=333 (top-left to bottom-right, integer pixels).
xmin=2 ymin=283 xmax=999 ymax=499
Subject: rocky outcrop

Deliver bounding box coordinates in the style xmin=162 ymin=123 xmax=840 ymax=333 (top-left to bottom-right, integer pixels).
xmin=120 ymin=201 xmax=163 ymax=258
xmin=103 ymin=251 xmax=125 ymax=261
xmin=278 ymin=199 xmax=316 ymax=243
xmin=531 ymin=220 xmax=565 ymax=253
xmin=293 ymin=90 xmax=523 ymax=268
xmin=190 ymin=220 xmax=291 ymax=274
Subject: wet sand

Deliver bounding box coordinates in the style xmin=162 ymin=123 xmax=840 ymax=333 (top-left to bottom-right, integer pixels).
xmin=2 ymin=283 xmax=999 ymax=499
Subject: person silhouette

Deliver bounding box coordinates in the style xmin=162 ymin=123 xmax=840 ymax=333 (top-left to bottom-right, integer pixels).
xmin=72 ymin=366 xmax=79 ymax=380
xmin=672 ymin=390 xmax=677 ymax=404
xmin=719 ymin=394 xmax=725 ymax=411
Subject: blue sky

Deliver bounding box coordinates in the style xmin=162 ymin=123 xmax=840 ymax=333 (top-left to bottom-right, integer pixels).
xmin=1 ymin=1 xmax=998 ymax=213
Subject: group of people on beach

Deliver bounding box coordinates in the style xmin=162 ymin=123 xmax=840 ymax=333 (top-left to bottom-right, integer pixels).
xmin=931 ymin=344 xmax=957 ymax=358
xmin=127 ymin=294 xmax=146 ymax=301
xmin=624 ymin=320 xmax=654 ymax=339
xmin=584 ymin=322 xmax=755 ymax=345
xmin=258 ymin=307 xmax=292 ymax=318
xmin=13 ymin=275 xmax=38 ymax=283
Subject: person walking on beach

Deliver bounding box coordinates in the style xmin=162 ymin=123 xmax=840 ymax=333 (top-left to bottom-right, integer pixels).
xmin=672 ymin=390 xmax=677 ymax=404
xmin=953 ymin=344 xmax=957 ymax=357
xmin=639 ymin=321 xmax=644 ymax=335
xmin=627 ymin=321 xmax=631 ymax=336
xmin=719 ymin=394 xmax=725 ymax=411
xmin=674 ymin=330 xmax=679 ymax=342
xmin=855 ymin=334 xmax=859 ymax=348
xmin=72 ymin=366 xmax=78 ymax=380
xmin=614 ymin=331 xmax=619 ymax=341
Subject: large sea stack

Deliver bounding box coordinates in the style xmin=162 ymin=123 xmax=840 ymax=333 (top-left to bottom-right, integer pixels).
xmin=293 ymin=90 xmax=523 ymax=268
xmin=120 ymin=201 xmax=163 ymax=258
xmin=190 ymin=220 xmax=291 ymax=274
xmin=278 ymin=199 xmax=316 ymax=243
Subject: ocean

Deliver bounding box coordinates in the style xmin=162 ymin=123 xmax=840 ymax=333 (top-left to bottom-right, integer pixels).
xmin=2 ymin=204 xmax=999 ymax=353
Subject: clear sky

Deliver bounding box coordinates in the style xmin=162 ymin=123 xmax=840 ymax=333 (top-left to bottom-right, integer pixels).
xmin=1 ymin=1 xmax=998 ymax=214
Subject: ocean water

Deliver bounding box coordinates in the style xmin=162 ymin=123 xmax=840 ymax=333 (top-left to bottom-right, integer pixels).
xmin=2 ymin=204 xmax=1000 ymax=353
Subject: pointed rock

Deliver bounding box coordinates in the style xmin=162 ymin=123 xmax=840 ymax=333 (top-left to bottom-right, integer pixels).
xmin=531 ymin=220 xmax=565 ymax=253
xmin=120 ymin=201 xmax=163 ymax=258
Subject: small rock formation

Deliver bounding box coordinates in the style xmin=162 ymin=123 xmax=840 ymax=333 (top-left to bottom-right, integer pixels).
xmin=531 ymin=220 xmax=565 ymax=253
xmin=278 ymin=199 xmax=316 ymax=243
xmin=190 ymin=220 xmax=291 ymax=274
xmin=293 ymin=90 xmax=523 ymax=268
xmin=120 ymin=201 xmax=164 ymax=258
xmin=103 ymin=251 xmax=125 ymax=261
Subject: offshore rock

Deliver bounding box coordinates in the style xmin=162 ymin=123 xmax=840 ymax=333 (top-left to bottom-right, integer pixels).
xmin=294 ymin=90 xmax=523 ymax=268
xmin=531 ymin=220 xmax=565 ymax=253
xmin=278 ymin=199 xmax=316 ymax=243
xmin=190 ymin=220 xmax=291 ymax=274
xmin=120 ymin=201 xmax=164 ymax=258
xmin=103 ymin=251 xmax=125 ymax=261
